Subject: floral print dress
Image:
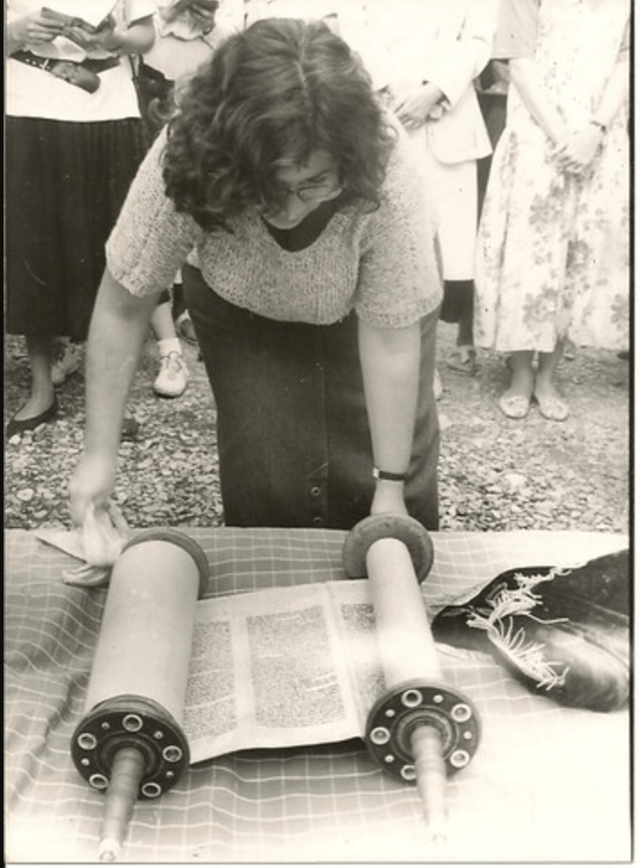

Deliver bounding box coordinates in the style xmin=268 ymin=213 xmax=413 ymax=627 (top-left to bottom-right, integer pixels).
xmin=474 ymin=0 xmax=629 ymax=353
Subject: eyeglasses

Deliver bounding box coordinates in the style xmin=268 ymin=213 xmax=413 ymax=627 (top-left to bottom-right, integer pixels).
xmin=277 ymin=183 xmax=344 ymax=203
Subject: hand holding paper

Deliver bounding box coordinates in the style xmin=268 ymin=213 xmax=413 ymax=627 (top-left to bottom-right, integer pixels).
xmin=37 ymin=501 xmax=129 ymax=587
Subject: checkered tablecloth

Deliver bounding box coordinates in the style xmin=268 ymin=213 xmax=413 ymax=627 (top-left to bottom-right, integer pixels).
xmin=5 ymin=527 xmax=630 ymax=863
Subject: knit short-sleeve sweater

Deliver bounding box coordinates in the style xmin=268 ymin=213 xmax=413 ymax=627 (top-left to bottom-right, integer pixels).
xmin=106 ymin=122 xmax=442 ymax=327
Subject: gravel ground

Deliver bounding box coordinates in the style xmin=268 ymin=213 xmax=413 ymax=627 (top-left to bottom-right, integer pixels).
xmin=4 ymin=324 xmax=630 ymax=534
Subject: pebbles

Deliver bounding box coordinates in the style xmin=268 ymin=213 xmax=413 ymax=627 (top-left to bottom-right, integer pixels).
xmin=436 ymin=326 xmax=629 ymax=534
xmin=4 ymin=328 xmax=630 ymax=535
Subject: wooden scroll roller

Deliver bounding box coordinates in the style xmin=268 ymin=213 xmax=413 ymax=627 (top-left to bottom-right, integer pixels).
xmin=343 ymin=515 xmax=481 ymax=845
xmin=71 ymin=529 xmax=209 ymax=863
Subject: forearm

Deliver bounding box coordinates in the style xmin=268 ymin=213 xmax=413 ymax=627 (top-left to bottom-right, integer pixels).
xmin=6 ymin=13 xmax=63 ymax=54
xmin=424 ymin=0 xmax=499 ymax=109
xmin=84 ymin=269 xmax=159 ymax=459
xmin=509 ymin=58 xmax=568 ymax=144
xmin=105 ymin=17 xmax=155 ymax=55
xmin=549 ymin=57 xmax=628 ymax=173
xmin=358 ymin=320 xmax=420 ymax=508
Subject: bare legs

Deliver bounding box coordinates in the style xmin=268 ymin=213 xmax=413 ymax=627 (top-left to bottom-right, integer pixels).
xmin=500 ymin=340 xmax=569 ymax=420
xmin=14 ymin=335 xmax=56 ymax=421
xmin=442 ymin=280 xmax=476 ymax=376
xmin=534 ymin=341 xmax=565 ymax=406
xmin=150 ymin=300 xmax=178 ymax=344
xmin=533 ymin=340 xmax=569 ymax=420
xmin=7 ymin=334 xmax=143 ymax=439
xmin=456 ymin=296 xmax=474 ymax=350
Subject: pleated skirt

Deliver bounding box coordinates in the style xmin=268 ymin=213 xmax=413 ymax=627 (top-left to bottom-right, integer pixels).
xmin=6 ymin=115 xmax=145 ymax=339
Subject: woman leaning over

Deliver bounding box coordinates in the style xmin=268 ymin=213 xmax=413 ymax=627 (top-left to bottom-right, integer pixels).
xmin=70 ymin=18 xmax=443 ymax=531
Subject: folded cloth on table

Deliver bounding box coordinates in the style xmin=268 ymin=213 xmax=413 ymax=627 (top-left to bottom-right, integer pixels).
xmin=36 ymin=502 xmax=129 ymax=587
xmin=431 ymin=550 xmax=629 ymax=712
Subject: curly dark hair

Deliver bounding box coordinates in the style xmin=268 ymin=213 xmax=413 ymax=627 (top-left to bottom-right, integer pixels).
xmin=162 ymin=17 xmax=396 ymax=230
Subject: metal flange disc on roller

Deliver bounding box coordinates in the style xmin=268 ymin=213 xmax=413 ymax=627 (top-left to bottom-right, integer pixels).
xmin=364 ymin=679 xmax=481 ymax=782
xmin=71 ymin=528 xmax=210 ymax=861
xmin=71 ymin=695 xmax=189 ymax=798
xmin=343 ymin=514 xmax=434 ymax=583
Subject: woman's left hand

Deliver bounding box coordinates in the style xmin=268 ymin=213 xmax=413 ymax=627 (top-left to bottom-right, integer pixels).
xmin=370 ymin=481 xmax=409 ymax=518
xmin=554 ymin=125 xmax=603 ymax=175
xmin=64 ymin=14 xmax=122 ymax=52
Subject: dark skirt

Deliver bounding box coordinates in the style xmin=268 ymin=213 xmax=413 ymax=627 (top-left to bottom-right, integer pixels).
xmin=5 ymin=115 xmax=146 ymax=339
xmin=183 ymin=264 xmax=440 ymax=531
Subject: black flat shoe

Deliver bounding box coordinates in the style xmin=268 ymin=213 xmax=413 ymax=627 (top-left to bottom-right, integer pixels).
xmin=6 ymin=397 xmax=58 ymax=438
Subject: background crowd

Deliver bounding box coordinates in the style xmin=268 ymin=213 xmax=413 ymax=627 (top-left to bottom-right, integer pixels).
xmin=5 ymin=0 xmax=630 ymax=533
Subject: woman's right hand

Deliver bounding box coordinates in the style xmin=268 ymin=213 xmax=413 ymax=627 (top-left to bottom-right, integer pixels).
xmin=69 ymin=452 xmax=118 ymax=528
